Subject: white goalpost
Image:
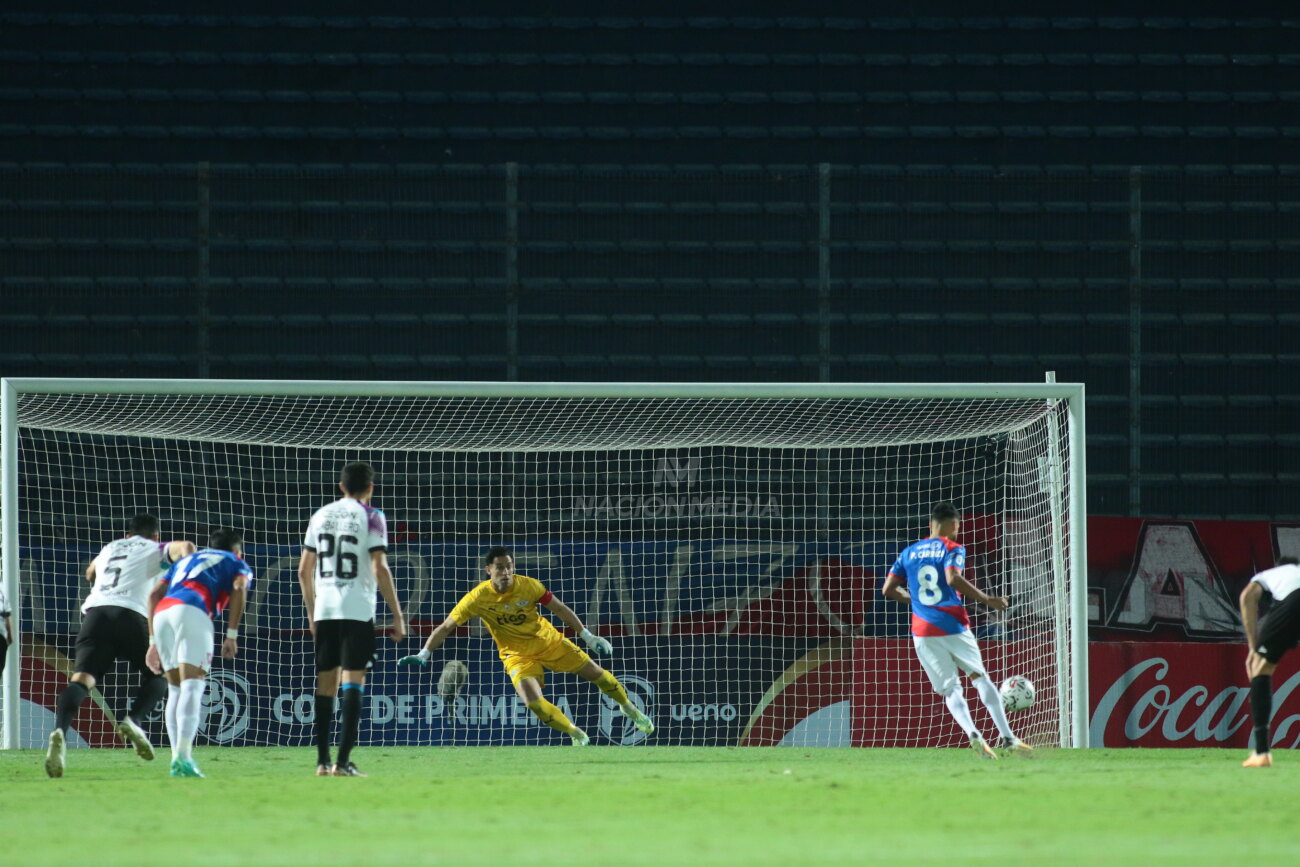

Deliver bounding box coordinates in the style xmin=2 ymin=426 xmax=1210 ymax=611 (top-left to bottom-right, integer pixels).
xmin=0 ymin=378 xmax=1087 ymax=751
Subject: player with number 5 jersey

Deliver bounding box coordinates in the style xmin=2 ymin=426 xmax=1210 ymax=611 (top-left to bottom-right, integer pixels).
xmin=882 ymin=502 xmax=1032 ymax=759
xmin=45 ymin=514 xmax=196 ymax=778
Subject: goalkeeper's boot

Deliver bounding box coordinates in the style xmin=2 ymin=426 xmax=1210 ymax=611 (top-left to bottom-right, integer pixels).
xmin=1001 ymin=737 xmax=1035 ymax=758
xmin=117 ymin=716 xmax=156 ymax=761
xmin=316 ymin=763 xmax=332 ymax=777
xmin=331 ymin=762 xmax=367 ymax=777
xmin=45 ymin=729 xmax=67 ymax=778
xmin=570 ymin=727 xmax=590 ymax=747
xmin=1242 ymin=752 xmax=1273 ymax=768
xmin=621 ymin=703 xmax=655 ymax=735
xmin=969 ymin=736 xmax=998 ymax=760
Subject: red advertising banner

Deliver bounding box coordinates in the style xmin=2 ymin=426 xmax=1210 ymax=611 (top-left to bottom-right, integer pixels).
xmin=741 ymin=638 xmax=1288 ymax=749
xmin=740 ymin=638 xmax=1060 ymax=749
xmin=1088 ymin=517 xmax=1299 ymax=641
xmin=1089 ymin=641 xmax=1300 ymax=749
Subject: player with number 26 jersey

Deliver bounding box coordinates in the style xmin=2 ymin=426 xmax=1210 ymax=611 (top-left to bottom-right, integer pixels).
xmin=887 ymin=536 xmax=970 ymax=636
xmin=303 ymin=497 xmax=388 ymax=621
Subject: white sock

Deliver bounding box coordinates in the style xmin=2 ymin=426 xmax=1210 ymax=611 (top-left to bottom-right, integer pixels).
xmin=176 ymin=679 xmax=207 ymax=762
xmin=974 ymin=675 xmax=1016 ymax=742
xmin=165 ymin=684 xmax=181 ymax=760
xmin=943 ymin=690 xmax=979 ymax=739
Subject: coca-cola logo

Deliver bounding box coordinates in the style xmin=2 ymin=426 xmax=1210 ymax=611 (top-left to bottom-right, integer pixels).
xmin=1091 ymin=656 xmax=1300 ymax=748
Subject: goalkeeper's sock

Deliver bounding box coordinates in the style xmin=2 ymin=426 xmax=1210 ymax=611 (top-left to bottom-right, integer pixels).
xmin=1251 ymin=675 xmax=1273 ymax=754
xmin=176 ymin=678 xmax=206 ymax=763
xmin=973 ymin=675 xmax=1016 ymax=742
xmin=943 ymin=689 xmax=978 ymax=739
xmin=593 ymin=670 xmax=631 ymax=708
xmin=54 ymin=682 xmax=89 ymax=734
xmin=165 ymin=683 xmax=181 ymax=759
xmin=527 ymin=698 xmax=578 ymax=734
xmin=336 ymin=683 xmax=364 ymax=766
xmin=314 ymin=694 xmax=335 ymax=767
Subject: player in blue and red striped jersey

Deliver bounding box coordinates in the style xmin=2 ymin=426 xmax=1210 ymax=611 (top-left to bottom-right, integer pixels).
xmin=145 ymin=527 xmax=253 ymax=778
xmin=881 ymin=502 xmax=1031 ymax=759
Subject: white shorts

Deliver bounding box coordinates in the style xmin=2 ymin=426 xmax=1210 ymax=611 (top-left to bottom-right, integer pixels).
xmin=154 ymin=604 xmax=214 ymax=673
xmin=913 ymin=631 xmax=987 ymax=696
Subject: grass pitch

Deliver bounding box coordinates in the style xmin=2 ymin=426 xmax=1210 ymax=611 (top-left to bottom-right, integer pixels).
xmin=2 ymin=745 xmax=1295 ymax=865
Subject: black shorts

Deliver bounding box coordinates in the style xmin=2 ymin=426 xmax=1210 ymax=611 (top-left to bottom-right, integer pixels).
xmin=0 ymin=636 xmax=8 ymax=676
xmin=314 ymin=619 xmax=376 ymax=672
xmin=1256 ymin=591 xmax=1300 ymax=663
xmin=73 ymin=605 xmax=151 ymax=680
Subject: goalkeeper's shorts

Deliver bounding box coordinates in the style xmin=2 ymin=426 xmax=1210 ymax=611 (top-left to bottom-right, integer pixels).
xmin=499 ymin=637 xmax=591 ymax=686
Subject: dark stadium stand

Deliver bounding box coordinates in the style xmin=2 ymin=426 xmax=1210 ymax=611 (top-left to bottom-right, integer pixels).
xmin=0 ymin=8 xmax=1297 ymax=519
xmin=3 ymin=13 xmax=1300 ymax=162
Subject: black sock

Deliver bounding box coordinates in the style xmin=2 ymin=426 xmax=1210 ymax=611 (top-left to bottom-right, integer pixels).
xmin=315 ymin=694 xmax=335 ymax=766
xmin=54 ymin=682 xmax=90 ymax=734
xmin=336 ymin=685 xmax=363 ymax=766
xmin=1251 ymin=675 xmax=1273 ymax=754
xmin=128 ymin=675 xmax=168 ymax=723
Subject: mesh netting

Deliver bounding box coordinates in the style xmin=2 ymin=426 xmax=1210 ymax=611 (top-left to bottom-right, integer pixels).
xmin=5 ymin=386 xmax=1073 ymax=750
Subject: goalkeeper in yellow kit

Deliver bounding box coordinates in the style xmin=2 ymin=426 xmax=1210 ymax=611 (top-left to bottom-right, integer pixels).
xmin=399 ymin=546 xmax=654 ymax=745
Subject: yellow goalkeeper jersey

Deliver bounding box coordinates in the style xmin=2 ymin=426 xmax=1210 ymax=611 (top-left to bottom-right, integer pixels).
xmin=449 ymin=573 xmax=562 ymax=658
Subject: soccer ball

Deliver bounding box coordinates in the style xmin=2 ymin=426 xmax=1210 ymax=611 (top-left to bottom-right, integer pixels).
xmin=437 ymin=659 xmax=470 ymax=700
xmin=999 ymin=675 xmax=1035 ymax=713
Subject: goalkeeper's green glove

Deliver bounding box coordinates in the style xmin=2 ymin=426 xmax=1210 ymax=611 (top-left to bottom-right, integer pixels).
xmin=579 ymin=628 xmax=612 ymax=655
xmin=397 ymin=648 xmax=432 ymax=667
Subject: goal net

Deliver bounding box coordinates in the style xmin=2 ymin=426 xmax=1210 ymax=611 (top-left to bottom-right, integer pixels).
xmin=1 ymin=381 xmax=1085 ymax=751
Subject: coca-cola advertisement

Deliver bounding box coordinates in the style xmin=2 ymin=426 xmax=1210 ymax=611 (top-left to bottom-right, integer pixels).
xmin=1089 ymin=642 xmax=1300 ymax=749
xmin=739 ymin=639 xmax=1287 ymax=749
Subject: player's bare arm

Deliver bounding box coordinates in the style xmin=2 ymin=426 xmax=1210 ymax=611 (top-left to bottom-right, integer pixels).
xmin=297 ymin=549 xmax=317 ymax=637
xmin=165 ymin=540 xmax=197 ymax=563
xmin=881 ymin=573 xmax=911 ymax=604
xmin=540 ymin=595 xmax=587 ymax=633
xmin=1239 ymin=582 xmax=1269 ymax=677
xmin=1239 ymin=581 xmax=1262 ymax=648
xmin=946 ymin=567 xmax=1009 ymax=611
xmin=85 ymin=561 xmax=96 ymax=581
xmin=372 ymin=550 xmax=406 ymax=642
xmin=397 ymin=616 xmax=460 ymax=667
xmin=542 ymin=595 xmax=613 ymax=655
xmin=144 ymin=578 xmax=168 ymax=674
xmin=221 ymin=574 xmax=249 ymax=659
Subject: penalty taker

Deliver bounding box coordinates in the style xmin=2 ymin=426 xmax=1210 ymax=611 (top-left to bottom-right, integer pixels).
xmin=399 ymin=546 xmax=653 ymax=744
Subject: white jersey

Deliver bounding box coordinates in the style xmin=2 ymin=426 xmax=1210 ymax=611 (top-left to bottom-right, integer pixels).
xmin=303 ymin=498 xmax=388 ymax=622
xmin=1251 ymin=563 xmax=1300 ymax=602
xmin=83 ymin=535 xmax=173 ymax=617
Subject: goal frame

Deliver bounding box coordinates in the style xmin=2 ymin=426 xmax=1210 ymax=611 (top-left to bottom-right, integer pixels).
xmin=0 ymin=377 xmax=1088 ymax=749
